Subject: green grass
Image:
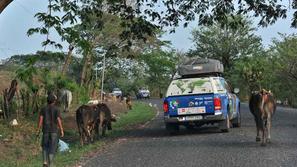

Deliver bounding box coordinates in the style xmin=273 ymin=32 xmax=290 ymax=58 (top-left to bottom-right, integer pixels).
xmin=0 ymin=102 xmax=156 ymax=167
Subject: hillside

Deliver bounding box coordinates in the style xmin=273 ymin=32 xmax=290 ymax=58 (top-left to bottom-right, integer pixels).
xmin=0 ymin=51 xmax=79 ymax=92
xmin=1 ymin=51 xmax=67 ymax=70
xmin=0 ymin=71 xmax=14 ymax=92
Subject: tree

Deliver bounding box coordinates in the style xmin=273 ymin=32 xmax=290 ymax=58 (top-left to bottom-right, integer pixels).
xmin=4 ymin=1 xmax=296 ymax=28
xmin=268 ymin=34 xmax=297 ymax=106
xmin=230 ymin=51 xmax=271 ymax=95
xmin=23 ymin=1 xmax=296 ymax=55
xmin=139 ymin=50 xmax=180 ymax=96
xmin=74 ymin=13 xmax=167 ymax=87
xmin=272 ymin=34 xmax=297 ymax=82
xmin=15 ymin=57 xmax=40 ymax=114
xmin=189 ymin=16 xmax=262 ymax=71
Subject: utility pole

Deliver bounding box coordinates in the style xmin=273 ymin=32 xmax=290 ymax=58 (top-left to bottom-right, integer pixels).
xmin=100 ymin=53 xmax=106 ymax=102
xmin=95 ymin=64 xmax=98 ymax=81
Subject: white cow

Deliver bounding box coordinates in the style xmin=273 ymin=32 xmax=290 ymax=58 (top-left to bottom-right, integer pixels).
xmin=87 ymin=100 xmax=100 ymax=105
xmin=59 ymin=89 xmax=72 ymax=112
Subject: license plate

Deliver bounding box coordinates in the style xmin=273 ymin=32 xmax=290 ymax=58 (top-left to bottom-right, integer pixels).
xmin=178 ymin=115 xmax=203 ymax=121
xmin=178 ymin=107 xmax=206 ymax=115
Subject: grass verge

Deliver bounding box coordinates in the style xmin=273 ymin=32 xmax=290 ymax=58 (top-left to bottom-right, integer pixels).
xmin=0 ymin=102 xmax=156 ymax=167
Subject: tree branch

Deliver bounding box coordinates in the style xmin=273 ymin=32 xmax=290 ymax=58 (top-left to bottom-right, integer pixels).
xmin=0 ymin=0 xmax=13 ymax=14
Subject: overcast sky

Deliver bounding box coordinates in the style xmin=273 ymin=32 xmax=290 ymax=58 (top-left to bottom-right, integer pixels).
xmin=0 ymin=0 xmax=297 ymax=59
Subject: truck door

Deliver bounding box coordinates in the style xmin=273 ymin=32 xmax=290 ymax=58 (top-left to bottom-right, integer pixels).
xmin=221 ymin=79 xmax=237 ymax=119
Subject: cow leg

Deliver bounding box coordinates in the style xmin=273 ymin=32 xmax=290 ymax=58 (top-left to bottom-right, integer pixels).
xmin=81 ymin=125 xmax=89 ymax=146
xmin=90 ymin=123 xmax=97 ymax=142
xmin=99 ymin=113 xmax=106 ymax=137
xmin=100 ymin=121 xmax=106 ymax=137
xmin=82 ymin=125 xmax=90 ymax=144
xmin=256 ymin=127 xmax=261 ymax=142
xmin=78 ymin=126 xmax=84 ymax=146
xmin=82 ymin=131 xmax=87 ymax=145
xmin=87 ymin=125 xmax=94 ymax=143
xmin=88 ymin=125 xmax=92 ymax=143
xmin=266 ymin=115 xmax=272 ymax=143
xmin=95 ymin=121 xmax=100 ymax=140
xmin=102 ymin=121 xmax=107 ymax=137
xmin=255 ymin=117 xmax=261 ymax=142
xmin=261 ymin=120 xmax=267 ymax=146
xmin=65 ymin=101 xmax=69 ymax=112
xmin=260 ymin=129 xmax=266 ymax=146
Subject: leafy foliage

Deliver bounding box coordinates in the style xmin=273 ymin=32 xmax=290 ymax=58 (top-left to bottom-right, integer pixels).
xmin=27 ymin=0 xmax=295 ymax=52
xmin=138 ymin=50 xmax=180 ymax=95
xmin=189 ymin=16 xmax=262 ymax=70
xmin=268 ymin=34 xmax=297 ymax=106
xmin=15 ymin=57 xmax=39 ymax=93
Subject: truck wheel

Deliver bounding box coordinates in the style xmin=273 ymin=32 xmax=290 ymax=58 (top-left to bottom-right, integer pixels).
xmin=232 ymin=109 xmax=241 ymax=128
xmin=185 ymin=124 xmax=194 ymax=130
xmin=165 ymin=123 xmax=179 ymax=134
xmin=219 ymin=114 xmax=230 ymax=132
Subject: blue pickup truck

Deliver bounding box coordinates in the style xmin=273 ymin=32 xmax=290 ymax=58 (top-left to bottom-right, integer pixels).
xmin=163 ymin=70 xmax=241 ymax=133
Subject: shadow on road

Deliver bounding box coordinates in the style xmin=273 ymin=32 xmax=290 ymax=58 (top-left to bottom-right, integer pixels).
xmin=118 ymin=125 xmax=224 ymax=139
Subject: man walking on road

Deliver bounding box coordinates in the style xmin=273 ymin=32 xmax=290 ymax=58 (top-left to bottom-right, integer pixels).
xmin=37 ymin=93 xmax=64 ymax=167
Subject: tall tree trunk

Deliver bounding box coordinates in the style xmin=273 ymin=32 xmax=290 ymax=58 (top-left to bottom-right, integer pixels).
xmin=80 ymin=52 xmax=92 ymax=86
xmin=0 ymin=0 xmax=13 ymax=14
xmin=3 ymin=89 xmax=9 ymax=119
xmin=20 ymin=89 xmax=30 ymax=117
xmin=31 ymin=91 xmax=39 ymax=114
xmin=62 ymin=44 xmax=74 ymax=75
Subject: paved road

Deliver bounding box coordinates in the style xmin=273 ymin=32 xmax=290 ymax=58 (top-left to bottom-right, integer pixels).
xmin=85 ymin=99 xmax=297 ymax=167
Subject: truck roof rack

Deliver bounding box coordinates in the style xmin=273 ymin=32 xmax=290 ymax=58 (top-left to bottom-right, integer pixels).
xmin=178 ymin=57 xmax=224 ymax=76
xmin=180 ymin=72 xmax=223 ymax=79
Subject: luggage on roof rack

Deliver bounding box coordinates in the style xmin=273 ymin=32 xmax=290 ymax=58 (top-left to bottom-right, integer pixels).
xmin=177 ymin=57 xmax=224 ymax=76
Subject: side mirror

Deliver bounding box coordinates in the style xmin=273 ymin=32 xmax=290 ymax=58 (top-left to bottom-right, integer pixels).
xmin=233 ymin=88 xmax=240 ymax=94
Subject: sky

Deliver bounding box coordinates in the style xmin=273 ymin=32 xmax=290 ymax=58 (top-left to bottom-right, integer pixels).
xmin=0 ymin=0 xmax=297 ymax=59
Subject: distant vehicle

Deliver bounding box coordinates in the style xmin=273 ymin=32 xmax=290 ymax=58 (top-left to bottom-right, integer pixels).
xmin=163 ymin=58 xmax=241 ymax=133
xmin=137 ymin=88 xmax=150 ymax=99
xmin=112 ymin=88 xmax=122 ymax=97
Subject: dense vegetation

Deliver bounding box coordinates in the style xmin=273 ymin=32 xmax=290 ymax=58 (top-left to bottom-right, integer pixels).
xmin=0 ymin=102 xmax=155 ymax=167
xmin=189 ymin=17 xmax=297 ymax=106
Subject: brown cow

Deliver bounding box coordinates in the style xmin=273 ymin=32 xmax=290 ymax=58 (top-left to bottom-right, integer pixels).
xmin=94 ymin=103 xmax=116 ymax=137
xmin=76 ymin=103 xmax=116 ymax=146
xmin=126 ymin=96 xmax=132 ymax=110
xmin=76 ymin=104 xmax=99 ymax=145
xmin=249 ymin=89 xmax=276 ymax=146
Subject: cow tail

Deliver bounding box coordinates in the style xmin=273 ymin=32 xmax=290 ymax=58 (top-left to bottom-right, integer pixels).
xmin=76 ymin=108 xmax=82 ymax=134
xmin=261 ymin=94 xmax=266 ymax=119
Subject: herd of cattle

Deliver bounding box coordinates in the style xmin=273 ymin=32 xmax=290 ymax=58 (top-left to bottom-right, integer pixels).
xmin=76 ymin=103 xmax=117 ymax=146
xmin=54 ymin=88 xmax=132 ymax=146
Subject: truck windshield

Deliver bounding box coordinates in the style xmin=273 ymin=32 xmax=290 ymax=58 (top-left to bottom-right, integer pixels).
xmin=166 ymin=77 xmax=213 ymax=96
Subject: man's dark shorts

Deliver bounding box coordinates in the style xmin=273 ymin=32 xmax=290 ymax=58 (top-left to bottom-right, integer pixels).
xmin=42 ymin=133 xmax=58 ymax=154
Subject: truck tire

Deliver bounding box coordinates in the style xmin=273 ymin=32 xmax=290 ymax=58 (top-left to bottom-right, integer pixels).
xmin=185 ymin=124 xmax=195 ymax=130
xmin=232 ymin=108 xmax=241 ymax=128
xmin=165 ymin=123 xmax=179 ymax=134
xmin=219 ymin=114 xmax=230 ymax=132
